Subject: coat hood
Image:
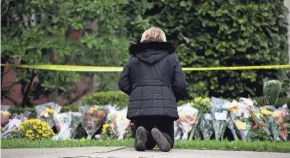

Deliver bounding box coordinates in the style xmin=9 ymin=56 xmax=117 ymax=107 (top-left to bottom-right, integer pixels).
xmin=129 ymin=39 xmax=176 ymax=64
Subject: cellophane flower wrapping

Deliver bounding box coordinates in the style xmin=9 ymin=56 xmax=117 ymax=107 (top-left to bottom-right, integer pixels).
xmin=250 ymin=106 xmax=272 ymax=137
xmin=107 ymin=107 xmax=131 ymax=140
xmin=34 ymin=102 xmax=62 ymax=128
xmin=210 ymin=97 xmax=230 ymax=140
xmin=174 ymin=103 xmax=199 ymax=140
xmin=199 ymin=113 xmax=214 ymax=140
xmin=262 ymin=104 xmax=289 ymax=141
xmin=52 ymin=111 xmax=82 ymax=140
xmin=1 ymin=112 xmax=30 ymax=138
xmin=79 ymin=105 xmax=107 ymax=140
xmin=228 ymin=98 xmax=255 ymax=141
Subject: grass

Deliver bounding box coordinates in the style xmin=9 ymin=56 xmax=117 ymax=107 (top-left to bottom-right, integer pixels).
xmin=1 ymin=139 xmax=290 ymax=153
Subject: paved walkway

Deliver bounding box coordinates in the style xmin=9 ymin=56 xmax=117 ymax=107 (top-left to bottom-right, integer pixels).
xmin=2 ymin=147 xmax=290 ymax=158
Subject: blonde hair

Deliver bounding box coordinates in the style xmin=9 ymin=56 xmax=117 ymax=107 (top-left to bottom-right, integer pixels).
xmin=140 ymin=27 xmax=166 ymax=42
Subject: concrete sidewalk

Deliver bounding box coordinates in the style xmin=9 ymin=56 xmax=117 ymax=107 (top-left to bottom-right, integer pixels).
xmin=2 ymin=147 xmax=290 ymax=158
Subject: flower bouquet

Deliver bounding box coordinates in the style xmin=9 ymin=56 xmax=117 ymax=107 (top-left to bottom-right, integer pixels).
xmin=260 ymin=104 xmax=289 ymax=141
xmin=34 ymin=102 xmax=62 ymax=128
xmin=52 ymin=112 xmax=83 ymax=140
xmin=1 ymin=113 xmax=30 ymax=138
xmin=107 ymin=107 xmax=131 ymax=140
xmin=175 ymin=103 xmax=199 ymax=140
xmin=250 ymin=106 xmax=272 ymax=137
xmin=79 ymin=105 xmax=107 ymax=140
xmin=210 ymin=97 xmax=230 ymax=140
xmin=199 ymin=113 xmax=214 ymax=140
xmin=228 ymin=98 xmax=255 ymax=141
xmin=1 ymin=110 xmax=11 ymax=127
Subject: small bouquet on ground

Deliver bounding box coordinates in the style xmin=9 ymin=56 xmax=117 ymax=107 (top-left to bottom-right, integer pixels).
xmin=273 ymin=104 xmax=289 ymax=141
xmin=199 ymin=113 xmax=214 ymax=140
xmin=35 ymin=102 xmax=62 ymax=128
xmin=19 ymin=119 xmax=55 ymax=139
xmin=191 ymin=97 xmax=211 ymax=140
xmin=174 ymin=103 xmax=199 ymax=140
xmin=79 ymin=105 xmax=107 ymax=140
xmin=210 ymin=97 xmax=230 ymax=141
xmin=228 ymin=98 xmax=254 ymax=141
xmin=1 ymin=110 xmax=11 ymax=127
xmin=52 ymin=112 xmax=83 ymax=140
xmin=250 ymin=106 xmax=272 ymax=138
xmin=0 ymin=113 xmax=30 ymax=139
xmin=260 ymin=104 xmax=289 ymax=141
xmin=107 ymin=107 xmax=131 ymax=140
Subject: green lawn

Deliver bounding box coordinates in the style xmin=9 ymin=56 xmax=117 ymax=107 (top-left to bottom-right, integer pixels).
xmin=1 ymin=139 xmax=290 ymax=152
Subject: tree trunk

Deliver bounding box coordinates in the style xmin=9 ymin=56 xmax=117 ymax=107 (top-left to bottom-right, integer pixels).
xmin=21 ymin=70 xmax=36 ymax=107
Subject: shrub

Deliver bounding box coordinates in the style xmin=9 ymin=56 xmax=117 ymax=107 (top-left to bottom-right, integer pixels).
xmin=125 ymin=0 xmax=289 ymax=98
xmin=8 ymin=107 xmax=36 ymax=118
xmin=263 ymin=80 xmax=282 ymax=105
xmin=83 ymin=91 xmax=129 ymax=109
xmin=84 ymin=90 xmax=194 ymax=108
xmin=61 ymin=104 xmax=80 ymax=113
xmin=19 ymin=119 xmax=55 ymax=140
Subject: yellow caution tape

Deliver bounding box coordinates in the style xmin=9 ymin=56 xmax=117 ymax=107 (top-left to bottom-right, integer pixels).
xmin=1 ymin=64 xmax=290 ymax=72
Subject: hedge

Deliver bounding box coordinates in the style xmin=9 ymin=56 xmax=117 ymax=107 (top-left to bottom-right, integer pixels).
xmin=83 ymin=91 xmax=129 ymax=109
xmin=125 ymin=0 xmax=289 ymax=98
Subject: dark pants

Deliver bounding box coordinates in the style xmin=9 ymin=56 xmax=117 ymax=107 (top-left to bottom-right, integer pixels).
xmin=133 ymin=116 xmax=175 ymax=150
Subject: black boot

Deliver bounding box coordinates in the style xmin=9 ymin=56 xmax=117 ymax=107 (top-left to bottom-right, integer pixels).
xmin=151 ymin=128 xmax=171 ymax=152
xmin=134 ymin=126 xmax=147 ymax=151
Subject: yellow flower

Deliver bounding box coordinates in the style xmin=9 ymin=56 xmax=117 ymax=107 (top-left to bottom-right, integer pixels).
xmin=227 ymin=105 xmax=238 ymax=111
xmin=41 ymin=122 xmax=47 ymax=126
xmin=194 ymin=97 xmax=202 ymax=103
xmin=35 ymin=119 xmax=41 ymax=124
xmin=25 ymin=133 xmax=31 ymax=137
xmin=20 ymin=119 xmax=54 ymax=139
xmin=201 ymin=98 xmax=210 ymax=104
xmin=102 ymin=123 xmax=110 ymax=134
xmin=27 ymin=129 xmax=33 ymax=134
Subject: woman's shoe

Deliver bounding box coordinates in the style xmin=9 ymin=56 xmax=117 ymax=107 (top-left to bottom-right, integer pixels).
xmin=151 ymin=128 xmax=171 ymax=152
xmin=134 ymin=126 xmax=147 ymax=151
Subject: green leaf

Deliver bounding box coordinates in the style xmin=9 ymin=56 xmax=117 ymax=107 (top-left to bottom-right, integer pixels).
xmin=180 ymin=1 xmax=187 ymax=7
